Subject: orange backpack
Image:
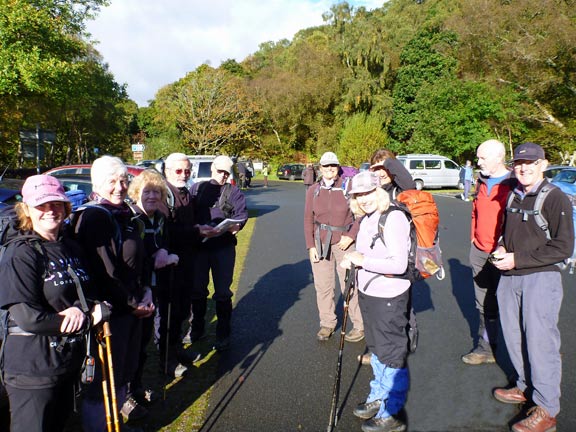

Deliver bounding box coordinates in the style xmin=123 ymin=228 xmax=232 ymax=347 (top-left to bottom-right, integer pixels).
xmin=375 ymin=189 xmax=445 ymax=281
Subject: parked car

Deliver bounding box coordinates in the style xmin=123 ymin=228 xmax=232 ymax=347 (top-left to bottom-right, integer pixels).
xmin=551 ymin=167 xmax=576 ymax=197
xmin=187 ymin=155 xmax=237 ymax=186
xmin=396 ymin=154 xmax=461 ymax=190
xmin=0 ymin=178 xmax=24 ymax=208
xmin=277 ymin=163 xmax=305 ymax=181
xmin=45 ymin=163 xmax=145 ymax=180
xmin=544 ymin=165 xmax=571 ymax=180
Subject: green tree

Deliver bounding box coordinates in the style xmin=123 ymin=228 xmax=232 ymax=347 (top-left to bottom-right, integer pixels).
xmin=338 ymin=113 xmax=388 ymax=166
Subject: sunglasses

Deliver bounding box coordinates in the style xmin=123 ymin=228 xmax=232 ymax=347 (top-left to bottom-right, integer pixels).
xmin=322 ymin=164 xmax=339 ymax=168
xmin=172 ymin=168 xmax=191 ymax=175
xmin=217 ymin=169 xmax=230 ymax=176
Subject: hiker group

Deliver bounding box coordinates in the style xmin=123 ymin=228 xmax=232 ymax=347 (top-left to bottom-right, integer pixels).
xmin=0 ymin=153 xmax=247 ymax=432
xmin=305 ymin=141 xmax=574 ymax=432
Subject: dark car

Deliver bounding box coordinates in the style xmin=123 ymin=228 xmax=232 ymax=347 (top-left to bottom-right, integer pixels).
xmin=277 ymin=163 xmax=305 ymax=181
xmin=0 ymin=178 xmax=24 ymax=208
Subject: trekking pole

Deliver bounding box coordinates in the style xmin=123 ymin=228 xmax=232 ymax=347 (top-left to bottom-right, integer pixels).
xmin=327 ymin=263 xmax=356 ymax=432
xmin=98 ymin=322 xmax=121 ymax=432
xmin=163 ymin=265 xmax=175 ymax=401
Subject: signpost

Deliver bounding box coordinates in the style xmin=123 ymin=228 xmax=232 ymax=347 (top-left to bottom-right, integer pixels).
xmin=132 ymin=143 xmax=145 ymax=161
xmin=19 ymin=126 xmax=55 ymax=173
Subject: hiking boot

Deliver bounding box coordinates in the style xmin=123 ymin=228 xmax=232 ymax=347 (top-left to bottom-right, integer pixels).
xmin=512 ymin=406 xmax=556 ymax=432
xmin=317 ymin=327 xmax=335 ymax=341
xmin=345 ymin=328 xmax=365 ymax=343
xmin=361 ymin=415 xmax=406 ymax=432
xmin=353 ymin=400 xmax=382 ymax=419
xmin=358 ymin=353 xmax=372 ymax=366
xmin=120 ymin=396 xmax=148 ymax=423
xmin=133 ymin=388 xmax=159 ymax=406
xmin=177 ymin=349 xmax=202 ymax=365
xmin=162 ymin=359 xmax=188 ymax=378
xmin=493 ymin=387 xmax=527 ymax=404
xmin=461 ymin=346 xmax=496 ymax=365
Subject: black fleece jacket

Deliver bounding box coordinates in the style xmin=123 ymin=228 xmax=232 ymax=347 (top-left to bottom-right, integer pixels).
xmin=501 ymin=179 xmax=574 ymax=275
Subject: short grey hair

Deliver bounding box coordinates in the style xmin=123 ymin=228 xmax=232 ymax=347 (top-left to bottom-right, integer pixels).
xmin=164 ymin=153 xmax=190 ymax=169
xmin=91 ymin=155 xmax=128 ymax=192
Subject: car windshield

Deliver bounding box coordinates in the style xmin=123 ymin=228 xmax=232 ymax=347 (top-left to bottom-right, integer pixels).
xmin=553 ymin=170 xmax=576 ymax=184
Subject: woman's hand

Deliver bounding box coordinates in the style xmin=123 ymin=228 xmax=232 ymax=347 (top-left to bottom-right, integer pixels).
xmin=133 ymin=287 xmax=155 ymax=319
xmin=153 ymin=248 xmax=170 ymax=269
xmin=344 ymin=251 xmax=364 ymax=267
xmin=337 ymin=235 xmax=354 ymax=251
xmin=309 ymin=247 xmax=320 ymax=263
xmin=58 ymin=306 xmax=87 ymax=334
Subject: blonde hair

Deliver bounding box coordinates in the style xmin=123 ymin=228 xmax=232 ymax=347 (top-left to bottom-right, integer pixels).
xmin=128 ymin=168 xmax=168 ymax=204
xmin=349 ymin=187 xmax=390 ymax=217
xmin=15 ymin=201 xmax=72 ymax=232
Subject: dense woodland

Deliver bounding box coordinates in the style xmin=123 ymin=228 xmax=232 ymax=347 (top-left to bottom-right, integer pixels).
xmin=1 ymin=0 xmax=575 ymax=170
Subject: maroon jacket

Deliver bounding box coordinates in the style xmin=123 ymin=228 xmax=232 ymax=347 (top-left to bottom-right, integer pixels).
xmin=304 ymin=176 xmax=359 ymax=256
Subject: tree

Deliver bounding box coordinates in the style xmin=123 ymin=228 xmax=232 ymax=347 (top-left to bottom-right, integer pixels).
xmin=338 ymin=113 xmax=388 ymax=166
xmin=154 ymin=66 xmax=262 ymax=155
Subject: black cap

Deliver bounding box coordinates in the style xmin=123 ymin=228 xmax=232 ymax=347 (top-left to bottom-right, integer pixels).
xmin=513 ymin=142 xmax=545 ymax=161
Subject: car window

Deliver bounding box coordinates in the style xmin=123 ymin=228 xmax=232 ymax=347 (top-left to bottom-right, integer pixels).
xmin=409 ymin=160 xmax=424 ymax=169
xmin=554 ymin=171 xmax=576 ymax=184
xmin=444 ymin=160 xmax=459 ymax=170
xmin=425 ymin=160 xmax=441 ymax=169
xmin=197 ymin=162 xmax=212 ymax=179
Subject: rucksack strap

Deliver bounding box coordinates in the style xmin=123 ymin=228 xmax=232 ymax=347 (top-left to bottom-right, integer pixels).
xmin=314 ymin=222 xmax=351 ymax=259
xmin=506 ymin=185 xmax=554 ymax=238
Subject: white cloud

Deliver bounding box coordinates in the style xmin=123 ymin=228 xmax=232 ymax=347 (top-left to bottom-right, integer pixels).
xmin=86 ymin=0 xmax=384 ymax=106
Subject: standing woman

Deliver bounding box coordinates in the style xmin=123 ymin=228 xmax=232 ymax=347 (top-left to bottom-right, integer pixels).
xmin=303 ymin=151 xmax=363 ymax=343
xmin=73 ymin=156 xmax=154 ymax=431
xmin=342 ymin=171 xmax=411 ymax=432
xmin=127 ymin=169 xmax=179 ymax=400
xmin=0 ymin=175 xmax=104 ymax=432
xmin=369 ymin=149 xmax=416 ymax=196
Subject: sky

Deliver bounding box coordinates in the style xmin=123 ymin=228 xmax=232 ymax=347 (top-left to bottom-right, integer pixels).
xmin=85 ymin=0 xmax=384 ymax=107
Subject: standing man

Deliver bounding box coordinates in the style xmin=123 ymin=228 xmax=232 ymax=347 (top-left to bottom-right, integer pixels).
xmin=462 ymin=139 xmax=516 ymax=365
xmin=189 ymin=155 xmax=248 ymax=351
xmin=492 ymin=142 xmax=573 ymax=432
xmin=461 ymin=160 xmax=474 ymax=201
xmin=304 ymin=151 xmax=364 ymax=342
xmin=159 ymin=153 xmax=200 ymax=377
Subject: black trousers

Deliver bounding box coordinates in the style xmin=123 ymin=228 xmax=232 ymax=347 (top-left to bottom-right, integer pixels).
xmin=6 ymin=377 xmax=76 ymax=432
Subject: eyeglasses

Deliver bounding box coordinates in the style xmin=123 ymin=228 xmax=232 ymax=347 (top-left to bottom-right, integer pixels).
xmin=171 ymin=168 xmax=191 ymax=175
xmin=217 ymin=169 xmax=230 ymax=176
xmin=513 ymin=159 xmax=542 ymax=168
xmin=322 ymin=164 xmax=339 ymax=168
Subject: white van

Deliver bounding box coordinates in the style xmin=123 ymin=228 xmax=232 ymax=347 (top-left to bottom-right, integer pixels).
xmin=397 ymin=154 xmax=462 ymax=190
xmin=187 ymin=155 xmax=237 ymax=186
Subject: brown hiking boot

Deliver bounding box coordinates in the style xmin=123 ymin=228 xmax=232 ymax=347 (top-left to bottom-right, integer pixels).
xmin=345 ymin=328 xmax=365 ymax=343
xmin=461 ymin=347 xmax=495 ymax=365
xmin=512 ymin=406 xmax=556 ymax=432
xmin=316 ymin=326 xmax=335 ymax=341
xmin=493 ymin=387 xmax=527 ymax=404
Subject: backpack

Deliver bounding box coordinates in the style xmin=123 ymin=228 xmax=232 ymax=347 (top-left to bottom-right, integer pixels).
xmin=194 ymin=182 xmax=235 ymax=219
xmin=506 ymin=183 xmax=576 ymax=273
xmin=372 ymin=190 xmax=445 ymax=282
xmin=65 ymin=189 xmax=88 ymax=211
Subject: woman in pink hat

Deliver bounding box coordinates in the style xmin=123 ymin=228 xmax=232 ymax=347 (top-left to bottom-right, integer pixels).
xmin=0 ymin=174 xmax=105 ymax=432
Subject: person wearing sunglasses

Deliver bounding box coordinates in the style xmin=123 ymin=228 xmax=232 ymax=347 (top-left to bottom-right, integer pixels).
xmin=158 ymin=153 xmax=202 ymax=375
xmin=188 ymin=155 xmax=248 ymax=351
xmin=304 ymin=151 xmax=364 ymax=343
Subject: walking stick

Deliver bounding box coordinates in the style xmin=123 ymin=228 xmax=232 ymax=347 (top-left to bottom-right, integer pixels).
xmin=97 ymin=322 xmax=121 ymax=432
xmin=327 ymin=263 xmax=356 ymax=432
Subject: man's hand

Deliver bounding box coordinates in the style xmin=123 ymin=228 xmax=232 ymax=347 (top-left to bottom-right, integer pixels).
xmin=337 ymin=235 xmax=354 ymax=251
xmin=491 ymin=246 xmax=515 ymax=271
xmin=344 ymin=251 xmax=364 ymax=268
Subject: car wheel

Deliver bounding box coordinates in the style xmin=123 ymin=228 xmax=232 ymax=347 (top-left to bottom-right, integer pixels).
xmin=289 ymin=174 xmax=295 ymax=181
xmin=415 ymin=179 xmax=424 ymax=191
